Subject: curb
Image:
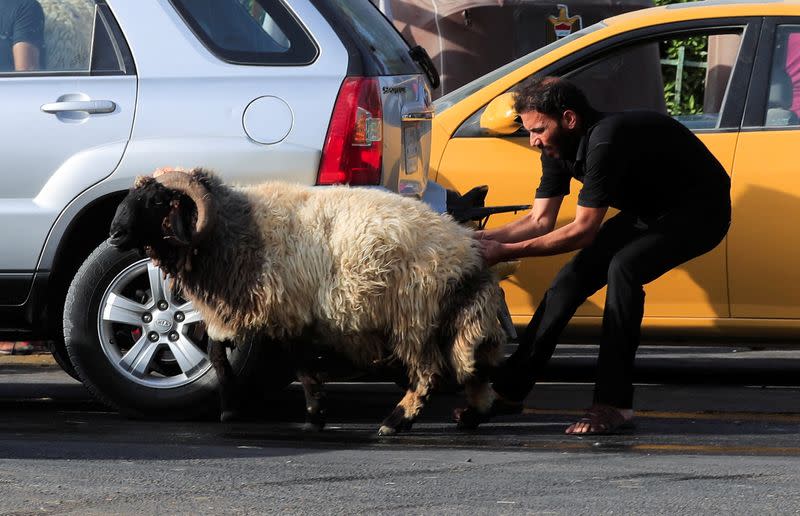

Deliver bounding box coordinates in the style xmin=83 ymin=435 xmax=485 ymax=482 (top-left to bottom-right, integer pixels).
xmin=0 ymin=354 xmax=59 ymax=368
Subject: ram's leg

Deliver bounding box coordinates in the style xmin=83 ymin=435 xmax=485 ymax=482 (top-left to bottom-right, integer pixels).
xmin=378 ymin=373 xmax=439 ymax=436
xmin=298 ymin=370 xmax=327 ymax=432
xmin=455 ymin=342 xmax=508 ymax=430
xmin=209 ymin=338 xmax=239 ymax=422
xmin=464 ymin=374 xmax=495 ymax=414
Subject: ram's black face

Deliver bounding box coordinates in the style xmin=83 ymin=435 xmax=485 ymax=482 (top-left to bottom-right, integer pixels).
xmin=109 ymin=177 xmax=203 ymax=275
xmin=110 ymin=182 xmax=171 ymax=251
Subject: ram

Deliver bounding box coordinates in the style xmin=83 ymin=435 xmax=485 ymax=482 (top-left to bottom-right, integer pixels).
xmin=108 ymin=168 xmax=505 ymax=435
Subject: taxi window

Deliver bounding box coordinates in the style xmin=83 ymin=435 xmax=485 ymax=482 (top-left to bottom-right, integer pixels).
xmin=436 ymin=23 xmax=604 ymax=113
xmin=453 ymin=26 xmax=744 ymax=137
xmin=169 ymin=0 xmax=317 ymax=65
xmin=764 ymin=25 xmax=800 ymax=127
xmin=563 ymin=29 xmax=744 ymax=130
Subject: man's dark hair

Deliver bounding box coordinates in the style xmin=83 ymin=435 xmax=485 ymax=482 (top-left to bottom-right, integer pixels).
xmin=513 ymin=76 xmax=596 ymax=120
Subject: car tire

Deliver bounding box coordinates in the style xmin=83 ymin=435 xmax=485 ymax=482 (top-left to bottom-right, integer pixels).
xmin=63 ymin=240 xmax=294 ymax=419
xmin=47 ymin=339 xmax=80 ymax=381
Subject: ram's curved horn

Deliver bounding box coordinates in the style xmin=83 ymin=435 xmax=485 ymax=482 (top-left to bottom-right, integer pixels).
xmin=153 ymin=170 xmax=215 ymax=245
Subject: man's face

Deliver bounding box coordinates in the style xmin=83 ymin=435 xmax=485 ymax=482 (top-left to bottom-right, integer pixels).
xmin=520 ymin=110 xmax=578 ymax=159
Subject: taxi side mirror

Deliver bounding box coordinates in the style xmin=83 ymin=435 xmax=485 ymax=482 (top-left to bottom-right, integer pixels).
xmin=479 ymin=92 xmax=522 ymax=136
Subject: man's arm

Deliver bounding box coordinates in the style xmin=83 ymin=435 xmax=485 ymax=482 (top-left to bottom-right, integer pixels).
xmin=12 ymin=41 xmax=40 ymax=71
xmin=481 ymin=204 xmax=607 ymax=265
xmin=11 ymin=0 xmax=45 ymax=72
xmin=479 ymin=196 xmax=563 ymax=243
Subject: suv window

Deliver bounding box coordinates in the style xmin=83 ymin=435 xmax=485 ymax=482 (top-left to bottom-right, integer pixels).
xmin=563 ymin=29 xmax=744 ymax=130
xmin=1 ymin=0 xmax=129 ymax=75
xmin=764 ymin=24 xmax=800 ymax=127
xmin=310 ymin=0 xmax=418 ymax=76
xmin=321 ymin=0 xmax=415 ymax=74
xmin=169 ymin=0 xmax=317 ymax=65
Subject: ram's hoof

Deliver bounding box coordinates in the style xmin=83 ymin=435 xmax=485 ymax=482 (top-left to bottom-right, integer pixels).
xmin=302 ymin=421 xmax=325 ymax=432
xmin=455 ymin=399 xmax=523 ymax=429
xmin=219 ymin=410 xmax=240 ymax=423
xmin=454 ymin=406 xmax=494 ymax=430
xmin=378 ymin=425 xmax=397 ymax=436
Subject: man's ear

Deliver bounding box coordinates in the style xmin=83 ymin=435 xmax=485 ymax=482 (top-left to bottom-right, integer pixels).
xmin=561 ymin=109 xmax=579 ymax=130
xmin=163 ymin=196 xmax=195 ymax=246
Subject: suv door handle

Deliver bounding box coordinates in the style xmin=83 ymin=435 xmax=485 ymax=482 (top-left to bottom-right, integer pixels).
xmin=41 ymin=100 xmax=117 ymax=114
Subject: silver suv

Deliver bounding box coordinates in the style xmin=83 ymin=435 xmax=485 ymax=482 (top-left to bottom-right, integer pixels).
xmin=0 ymin=0 xmax=437 ymax=417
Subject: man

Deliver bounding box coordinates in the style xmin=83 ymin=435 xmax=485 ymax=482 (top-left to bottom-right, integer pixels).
xmin=457 ymin=76 xmax=731 ymax=435
xmin=0 ymin=0 xmax=43 ymax=72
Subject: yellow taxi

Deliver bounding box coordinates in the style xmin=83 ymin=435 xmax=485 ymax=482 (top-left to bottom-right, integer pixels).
xmin=430 ymin=0 xmax=800 ymax=341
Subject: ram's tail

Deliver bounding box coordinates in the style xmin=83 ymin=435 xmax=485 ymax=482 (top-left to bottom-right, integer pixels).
xmin=436 ymin=269 xmax=506 ymax=384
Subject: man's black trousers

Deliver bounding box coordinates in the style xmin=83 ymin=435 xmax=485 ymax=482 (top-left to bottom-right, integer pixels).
xmin=492 ymin=206 xmax=730 ymax=408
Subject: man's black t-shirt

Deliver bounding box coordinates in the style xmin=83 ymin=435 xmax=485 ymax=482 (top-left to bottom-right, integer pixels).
xmin=0 ymin=0 xmax=44 ymax=72
xmin=536 ymin=111 xmax=731 ymax=222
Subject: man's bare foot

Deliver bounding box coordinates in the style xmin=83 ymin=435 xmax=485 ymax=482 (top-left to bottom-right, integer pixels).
xmin=565 ymin=404 xmax=635 ymax=435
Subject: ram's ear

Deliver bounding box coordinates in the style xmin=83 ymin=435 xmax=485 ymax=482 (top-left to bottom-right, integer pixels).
xmin=163 ymin=197 xmax=195 ymax=246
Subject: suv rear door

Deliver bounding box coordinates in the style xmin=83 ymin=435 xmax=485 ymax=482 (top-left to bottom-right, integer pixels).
xmin=0 ymin=0 xmax=135 ymax=304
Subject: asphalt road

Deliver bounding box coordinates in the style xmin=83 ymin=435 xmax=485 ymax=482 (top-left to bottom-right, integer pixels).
xmin=0 ymin=346 xmax=799 ymax=515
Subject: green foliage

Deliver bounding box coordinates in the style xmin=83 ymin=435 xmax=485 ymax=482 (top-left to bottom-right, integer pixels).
xmin=654 ymin=0 xmax=707 ymax=115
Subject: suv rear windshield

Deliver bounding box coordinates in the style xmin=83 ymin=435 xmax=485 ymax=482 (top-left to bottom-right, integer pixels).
xmin=169 ymin=0 xmax=318 ymax=65
xmin=311 ymin=0 xmax=418 ymax=75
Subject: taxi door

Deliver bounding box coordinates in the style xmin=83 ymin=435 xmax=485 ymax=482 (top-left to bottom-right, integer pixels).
xmin=435 ymin=19 xmax=760 ymax=329
xmin=728 ymin=19 xmax=800 ymax=320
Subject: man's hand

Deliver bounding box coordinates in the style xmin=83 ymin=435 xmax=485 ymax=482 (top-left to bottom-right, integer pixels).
xmin=474 ymin=230 xmax=508 ymax=266
xmin=479 ymin=238 xmax=505 ymax=266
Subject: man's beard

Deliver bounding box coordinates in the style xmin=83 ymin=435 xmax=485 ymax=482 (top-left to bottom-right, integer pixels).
xmin=548 ymin=124 xmax=581 ymax=160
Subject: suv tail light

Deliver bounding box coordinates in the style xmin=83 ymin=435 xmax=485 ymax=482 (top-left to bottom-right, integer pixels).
xmin=317 ymin=77 xmax=383 ymax=186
